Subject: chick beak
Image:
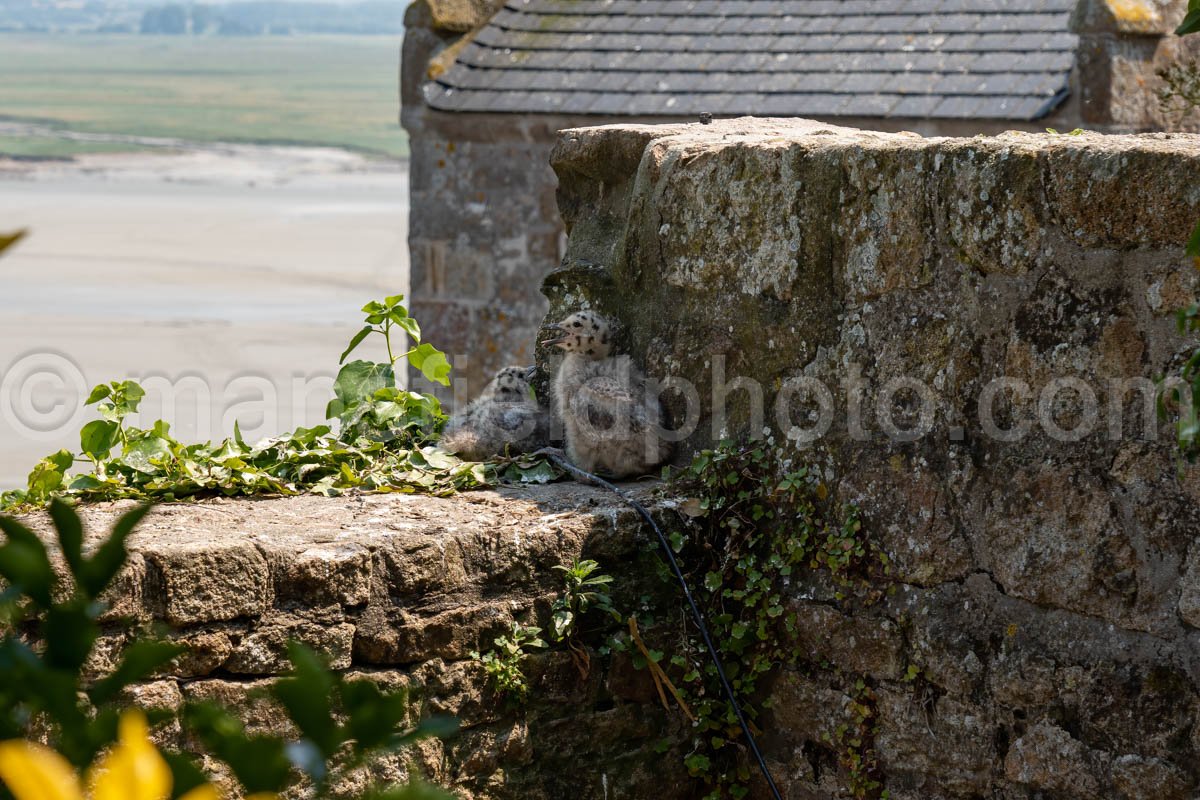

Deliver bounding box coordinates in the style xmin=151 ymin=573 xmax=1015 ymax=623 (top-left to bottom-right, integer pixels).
xmin=540 ymin=323 xmax=569 ymax=347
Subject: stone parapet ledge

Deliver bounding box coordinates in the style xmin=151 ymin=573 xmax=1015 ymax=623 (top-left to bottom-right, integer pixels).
xmin=16 ymin=485 xmax=688 ymax=799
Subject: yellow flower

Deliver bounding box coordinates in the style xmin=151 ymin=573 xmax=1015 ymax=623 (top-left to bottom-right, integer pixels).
xmin=0 ymin=738 xmax=79 ymax=800
xmin=0 ymin=710 xmax=270 ymax=800
xmin=87 ymin=711 xmax=172 ymax=800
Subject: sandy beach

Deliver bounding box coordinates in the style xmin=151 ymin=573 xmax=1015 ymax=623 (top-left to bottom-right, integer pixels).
xmin=0 ymin=144 xmax=410 ymax=490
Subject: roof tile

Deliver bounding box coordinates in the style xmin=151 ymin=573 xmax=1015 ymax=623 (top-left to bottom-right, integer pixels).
xmin=427 ymin=0 xmax=1078 ymax=121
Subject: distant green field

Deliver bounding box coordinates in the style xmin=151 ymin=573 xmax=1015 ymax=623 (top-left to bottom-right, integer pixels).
xmin=0 ymin=34 xmax=407 ymax=158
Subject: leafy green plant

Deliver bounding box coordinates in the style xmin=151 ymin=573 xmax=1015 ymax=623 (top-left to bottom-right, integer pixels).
xmin=470 ymin=622 xmax=547 ymax=702
xmin=0 ymin=294 xmax=567 ymax=512
xmin=79 ymin=380 xmax=146 ymax=461
xmin=0 ymin=500 xmax=456 ymax=799
xmin=329 ymin=295 xmax=449 ymax=445
xmin=657 ymin=442 xmax=885 ymax=800
xmin=0 ymin=404 xmax=490 ymax=511
xmin=819 ymin=678 xmax=886 ymax=800
xmin=548 ymin=559 xmax=619 ymax=643
xmin=340 ymin=295 xmax=450 ymax=386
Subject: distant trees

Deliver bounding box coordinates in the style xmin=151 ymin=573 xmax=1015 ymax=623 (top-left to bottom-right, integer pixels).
xmin=189 ymin=4 xmax=218 ymax=34
xmin=133 ymin=1 xmax=400 ymax=36
xmin=2 ymin=0 xmax=402 ymax=35
xmin=138 ymin=4 xmax=187 ymax=34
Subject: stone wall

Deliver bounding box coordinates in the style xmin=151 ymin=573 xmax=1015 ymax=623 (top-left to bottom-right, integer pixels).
xmin=1073 ymin=0 xmax=1200 ymax=130
xmin=40 ymin=118 xmax=1200 ymax=799
xmin=539 ymin=117 xmax=1200 ymax=798
xmin=402 ymin=0 xmax=563 ymax=400
xmin=25 ymin=487 xmax=690 ymax=800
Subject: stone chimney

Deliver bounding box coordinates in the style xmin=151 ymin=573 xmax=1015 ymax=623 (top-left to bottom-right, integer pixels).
xmin=1071 ymin=0 xmax=1200 ymax=130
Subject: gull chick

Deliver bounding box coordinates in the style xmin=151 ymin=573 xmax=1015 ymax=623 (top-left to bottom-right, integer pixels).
xmin=543 ymin=311 xmax=671 ymax=479
xmin=440 ymin=366 xmax=549 ymax=461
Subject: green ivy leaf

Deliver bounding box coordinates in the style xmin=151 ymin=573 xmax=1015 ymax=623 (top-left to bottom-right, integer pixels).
xmin=407 ymin=344 xmax=451 ymax=387
xmin=1178 ymin=1 xmax=1200 ymax=35
xmin=115 ymin=381 xmax=145 ymax=415
xmin=85 ymin=384 xmax=112 ymax=405
xmin=393 ymin=314 xmax=421 ymax=342
xmin=26 ymin=450 xmax=73 ymax=501
xmin=80 ymin=420 xmax=120 ymax=461
xmin=122 ymin=437 xmax=172 ymax=475
xmin=340 ymin=325 xmax=374 ymax=365
xmin=329 ymin=360 xmax=396 ymax=416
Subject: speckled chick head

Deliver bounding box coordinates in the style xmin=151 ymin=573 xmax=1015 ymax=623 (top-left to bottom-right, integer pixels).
xmin=541 ymin=311 xmax=614 ymax=360
xmin=482 ymin=365 xmax=537 ymax=402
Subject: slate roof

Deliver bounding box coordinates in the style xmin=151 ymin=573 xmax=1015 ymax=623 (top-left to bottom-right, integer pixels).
xmin=424 ymin=0 xmax=1079 ymax=120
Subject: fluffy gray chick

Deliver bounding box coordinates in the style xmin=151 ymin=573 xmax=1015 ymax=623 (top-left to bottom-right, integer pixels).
xmin=542 ymin=311 xmax=671 ymax=479
xmin=440 ymin=366 xmax=549 ymax=461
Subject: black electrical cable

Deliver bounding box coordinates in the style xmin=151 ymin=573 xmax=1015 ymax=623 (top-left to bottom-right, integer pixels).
xmin=536 ymin=449 xmax=784 ymax=800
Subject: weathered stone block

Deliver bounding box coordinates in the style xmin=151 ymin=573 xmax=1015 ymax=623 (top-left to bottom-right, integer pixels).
xmin=936 ymin=137 xmax=1046 ymax=276
xmin=1004 ymin=721 xmax=1103 ymax=797
xmin=650 ymin=139 xmax=820 ymax=302
xmin=118 ymin=680 xmax=184 ymax=749
xmin=1111 ymin=753 xmax=1194 ymax=800
xmin=875 ymin=689 xmax=994 ymax=795
xmin=226 ymin=610 xmax=355 ymax=673
xmin=1044 ymin=134 xmax=1200 ymax=249
xmin=972 ymin=465 xmax=1168 ymax=632
xmin=182 ymin=678 xmax=297 ymax=739
xmin=142 ymin=540 xmax=271 ymax=625
xmin=169 ymin=629 xmax=234 ymax=677
xmin=790 ymin=601 xmax=905 ymax=680
xmin=96 ymin=552 xmax=148 ymax=623
xmin=901 ymin=583 xmax=989 ymax=697
xmin=836 ymin=456 xmax=972 ymax=586
xmin=268 ymin=543 xmax=371 ymax=608
xmin=409 ymin=0 xmax=502 ymax=35
xmin=354 ymin=603 xmax=511 ymax=665
xmin=764 ymin=670 xmax=852 ymax=746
